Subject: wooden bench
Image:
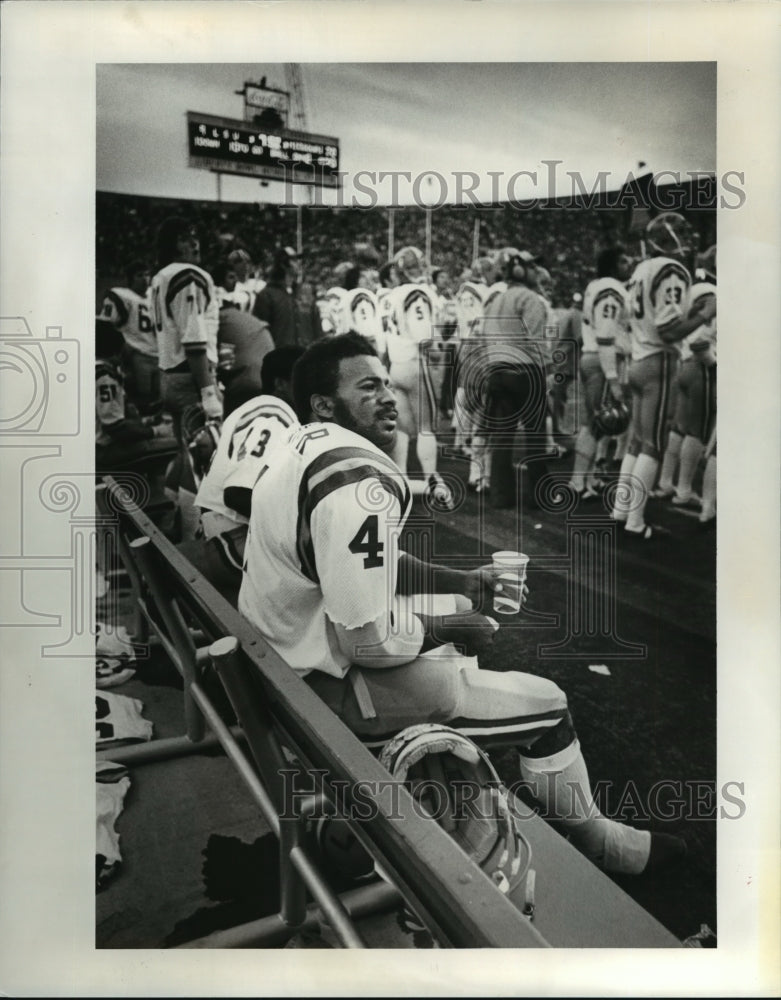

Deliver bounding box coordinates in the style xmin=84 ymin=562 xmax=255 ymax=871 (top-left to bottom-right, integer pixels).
xmin=96 ymin=476 xmax=681 ymax=949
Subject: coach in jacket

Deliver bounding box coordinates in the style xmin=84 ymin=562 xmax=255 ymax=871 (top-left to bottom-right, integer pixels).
xmin=252 ymin=246 xmax=322 ymax=348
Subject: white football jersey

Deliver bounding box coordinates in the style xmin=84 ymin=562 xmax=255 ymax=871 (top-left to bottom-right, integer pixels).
xmin=95 ymin=367 xmax=125 ymax=445
xmin=96 ymin=691 xmax=153 ymax=745
xmin=344 ymin=288 xmax=385 ymax=356
xmin=682 ymin=282 xmax=717 ymax=360
xmin=323 ymin=287 xmax=349 ymax=335
xmin=101 ymin=287 xmax=158 ymax=358
xmin=96 ymin=761 xmax=130 ymax=877
xmin=150 ymin=262 xmax=219 ymax=371
xmin=217 ymin=285 xmax=253 ymax=312
xmin=482 ymin=281 xmax=507 ymax=314
xmin=242 ymin=276 xmax=267 ymax=310
xmin=376 ymin=288 xmax=398 ymax=345
xmin=581 ymin=278 xmax=630 ymax=356
xmin=626 ymin=256 xmax=692 ymax=361
xmin=455 ymin=282 xmax=487 ymax=340
xmin=386 ymin=283 xmax=437 ymax=365
xmin=238 ymin=422 xmax=411 ymax=679
xmin=195 ymin=394 xmax=298 ymax=528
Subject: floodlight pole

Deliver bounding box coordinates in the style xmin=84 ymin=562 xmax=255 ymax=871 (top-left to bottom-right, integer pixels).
xmin=387 ymin=208 xmax=395 ymax=261
xmin=425 ymin=208 xmax=432 ymax=282
xmin=473 ymin=216 xmax=480 ymax=262
xmin=424 ymin=176 xmax=434 ymax=281
xmin=215 ymin=171 xmax=222 ymax=204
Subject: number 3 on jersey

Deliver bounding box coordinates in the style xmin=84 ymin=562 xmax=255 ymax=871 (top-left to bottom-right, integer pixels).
xmin=348 ymin=514 xmax=384 ymax=569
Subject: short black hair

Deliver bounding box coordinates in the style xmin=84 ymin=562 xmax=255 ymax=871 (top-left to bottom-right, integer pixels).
xmin=222 ymin=368 xmax=263 ymax=418
xmin=157 ymin=216 xmax=197 ymax=268
xmin=341 ymin=265 xmax=361 ymax=291
xmin=270 ymin=246 xmax=298 ymax=282
xmin=212 ymin=260 xmax=236 ymax=288
xmin=291 ymin=332 xmax=378 ymax=423
xmin=260 ymin=345 xmax=306 ymax=394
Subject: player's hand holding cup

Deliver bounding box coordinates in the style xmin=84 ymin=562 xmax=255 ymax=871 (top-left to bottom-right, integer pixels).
xmin=491 ymin=551 xmax=530 ymax=615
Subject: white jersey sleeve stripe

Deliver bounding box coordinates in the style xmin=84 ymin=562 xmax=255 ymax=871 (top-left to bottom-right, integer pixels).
xmin=295 ymin=447 xmax=410 ymax=584
xmin=164 ymin=267 xmax=213 ymax=316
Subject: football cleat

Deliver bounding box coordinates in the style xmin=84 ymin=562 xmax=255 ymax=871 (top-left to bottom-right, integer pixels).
xmin=672 ymin=492 xmax=702 ymax=508
xmin=621 ymin=522 xmax=671 ymax=542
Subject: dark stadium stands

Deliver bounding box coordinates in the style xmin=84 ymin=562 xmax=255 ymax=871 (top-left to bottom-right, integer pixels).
xmin=96 ymin=178 xmax=715 ymax=310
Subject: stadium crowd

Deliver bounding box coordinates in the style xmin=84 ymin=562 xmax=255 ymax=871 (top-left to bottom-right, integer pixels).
xmin=98 ymin=191 xmax=634 ymax=311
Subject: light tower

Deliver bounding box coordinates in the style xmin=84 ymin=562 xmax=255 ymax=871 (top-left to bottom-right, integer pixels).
xmin=284 ymin=64 xmax=312 ymax=217
xmin=285 ymin=64 xmax=309 ymax=131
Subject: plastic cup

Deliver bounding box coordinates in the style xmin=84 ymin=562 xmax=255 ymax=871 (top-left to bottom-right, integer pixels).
xmin=491 ymin=551 xmax=529 ymax=615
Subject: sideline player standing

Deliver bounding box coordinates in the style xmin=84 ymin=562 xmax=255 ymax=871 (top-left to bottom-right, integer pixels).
xmin=386 ymin=246 xmax=454 ymax=511
xmin=478 ymin=248 xmax=550 ymax=510
xmin=611 ymin=213 xmax=716 ymax=539
xmin=150 ymin=217 xmax=221 ymax=538
xmin=653 ymin=281 xmax=717 ymax=507
xmin=567 ymin=247 xmax=633 ymax=500
xmin=238 ymin=332 xmax=685 ymax=876
xmin=450 ymin=277 xmax=488 ymax=463
xmin=100 ymin=261 xmax=159 ymax=413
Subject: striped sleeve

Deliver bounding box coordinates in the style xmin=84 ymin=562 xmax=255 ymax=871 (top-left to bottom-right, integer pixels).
xmin=296 ymin=446 xmax=411 ymax=628
xmin=102 ymin=290 xmax=129 ymax=328
xmin=165 ymin=268 xmax=213 ymax=345
xmin=222 ymin=404 xmax=298 ymax=516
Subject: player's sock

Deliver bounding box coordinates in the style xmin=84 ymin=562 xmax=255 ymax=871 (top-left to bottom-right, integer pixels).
xmin=595 ymin=436 xmax=610 ymax=467
xmin=611 ymin=453 xmax=637 ymax=521
xmin=468 ymin=434 xmax=489 ymax=488
xmin=674 ymin=435 xmax=704 ymax=501
xmin=625 ymin=453 xmax=658 ymax=533
xmin=657 ymin=430 xmax=682 ymax=493
xmin=613 ymin=428 xmax=630 ymax=463
xmin=519 ymin=742 xmax=651 ymax=874
xmin=451 ymin=390 xmax=471 ymax=452
xmin=700 ymin=454 xmax=717 ymax=521
xmin=567 ymin=426 xmax=597 ymax=493
xmin=545 ymin=414 xmax=557 ymax=454
xmin=415 ymin=433 xmax=438 ymax=477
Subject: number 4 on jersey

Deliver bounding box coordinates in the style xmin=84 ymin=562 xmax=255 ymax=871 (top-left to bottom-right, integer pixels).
xmin=348 ymin=514 xmax=384 ymax=569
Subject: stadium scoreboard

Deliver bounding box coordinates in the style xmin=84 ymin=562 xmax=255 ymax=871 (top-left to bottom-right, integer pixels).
xmin=187 ymin=111 xmax=340 ymax=188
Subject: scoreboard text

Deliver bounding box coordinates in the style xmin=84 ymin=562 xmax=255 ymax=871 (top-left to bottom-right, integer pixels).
xmin=187 ymin=112 xmax=340 ymax=188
